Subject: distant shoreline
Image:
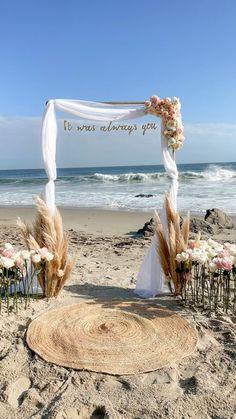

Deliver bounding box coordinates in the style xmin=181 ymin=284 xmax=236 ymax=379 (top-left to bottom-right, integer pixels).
xmin=1 ymin=206 xmax=236 ymax=238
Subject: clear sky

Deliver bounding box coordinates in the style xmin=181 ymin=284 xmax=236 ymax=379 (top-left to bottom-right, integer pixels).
xmin=0 ymin=0 xmax=236 ymax=169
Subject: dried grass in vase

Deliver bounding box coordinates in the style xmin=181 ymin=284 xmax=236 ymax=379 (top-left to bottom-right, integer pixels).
xmin=154 ymin=195 xmax=190 ymax=294
xmin=17 ymin=196 xmax=76 ymax=298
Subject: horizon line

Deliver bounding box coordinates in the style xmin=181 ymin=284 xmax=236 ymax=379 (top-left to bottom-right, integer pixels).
xmin=0 ymin=160 xmax=236 ymax=172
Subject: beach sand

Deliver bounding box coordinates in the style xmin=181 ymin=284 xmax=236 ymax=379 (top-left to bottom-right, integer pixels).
xmin=0 ymin=207 xmax=235 ymax=419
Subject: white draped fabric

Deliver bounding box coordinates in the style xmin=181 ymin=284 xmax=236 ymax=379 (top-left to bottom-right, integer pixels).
xmin=41 ymin=99 xmax=179 ymax=297
xmin=134 ymin=132 xmax=178 ymax=297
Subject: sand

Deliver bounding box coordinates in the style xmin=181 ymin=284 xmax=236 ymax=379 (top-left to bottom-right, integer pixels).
xmin=0 ymin=207 xmax=235 ymax=419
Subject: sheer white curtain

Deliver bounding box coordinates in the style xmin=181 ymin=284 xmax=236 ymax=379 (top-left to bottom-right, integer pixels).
xmin=134 ymin=129 xmax=178 ymax=297
xmin=41 ymin=99 xmax=179 ymax=297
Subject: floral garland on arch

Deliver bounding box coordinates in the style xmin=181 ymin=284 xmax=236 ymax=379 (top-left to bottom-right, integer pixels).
xmin=145 ymin=95 xmax=184 ymax=151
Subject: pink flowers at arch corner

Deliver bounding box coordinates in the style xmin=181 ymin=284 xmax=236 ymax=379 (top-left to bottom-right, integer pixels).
xmin=145 ymin=95 xmax=185 ymax=152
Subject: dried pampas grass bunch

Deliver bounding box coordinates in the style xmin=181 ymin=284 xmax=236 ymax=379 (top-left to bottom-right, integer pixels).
xmin=154 ymin=195 xmax=190 ymax=294
xmin=17 ymin=196 xmax=76 ymax=298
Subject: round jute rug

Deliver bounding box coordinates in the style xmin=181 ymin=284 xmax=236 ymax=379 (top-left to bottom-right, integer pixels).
xmin=26 ymin=300 xmax=197 ymax=375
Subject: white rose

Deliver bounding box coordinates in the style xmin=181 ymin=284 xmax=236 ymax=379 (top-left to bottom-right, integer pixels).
xmin=199 ymin=255 xmax=208 ymax=264
xmin=11 ymin=251 xmax=21 ymax=262
xmin=214 ymin=245 xmax=224 ymax=253
xmin=32 ymin=254 xmax=41 ymax=264
xmin=199 ymin=240 xmax=208 ymax=249
xmin=176 ymin=254 xmax=183 ymax=262
xmin=176 ymin=252 xmax=189 ymax=262
xmin=0 ymin=256 xmax=14 ymax=269
xmin=172 ymin=97 xmax=179 ymax=104
xmin=207 ymin=238 xmax=218 ymax=248
xmin=57 ymin=269 xmax=64 ymax=278
xmin=206 ymin=248 xmax=217 ymax=258
xmin=20 ymin=250 xmax=31 ymax=261
xmin=168 ymin=138 xmax=177 ymax=146
xmin=166 ymin=123 xmax=176 ymax=131
xmin=208 ymin=262 xmax=217 ymax=272
xmin=229 ymin=255 xmax=236 ymax=264
xmin=44 ymin=252 xmax=54 ymax=262
xmin=191 ymin=249 xmax=208 ymax=264
xmin=228 ymin=245 xmax=236 ymax=257
xmin=4 ymin=243 xmax=14 ymax=250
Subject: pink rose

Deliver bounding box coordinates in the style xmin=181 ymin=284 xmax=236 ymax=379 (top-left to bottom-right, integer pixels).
xmin=15 ymin=258 xmax=24 ymax=270
xmin=39 ymin=247 xmax=49 ymax=259
xmin=217 ymin=250 xmax=229 ymax=258
xmin=188 ymin=240 xmax=196 ymax=249
xmin=214 ymin=257 xmax=232 ymax=271
xmin=150 ymin=96 xmax=160 ymax=106
xmin=222 ymin=259 xmax=233 ymax=271
xmin=2 ymin=249 xmax=13 ymax=258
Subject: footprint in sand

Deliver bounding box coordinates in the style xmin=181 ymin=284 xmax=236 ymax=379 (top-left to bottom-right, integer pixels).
xmin=7 ymin=377 xmax=31 ymax=408
xmin=90 ymin=406 xmax=109 ymax=419
xmin=54 ymin=406 xmax=109 ymax=419
xmin=179 ymin=364 xmax=199 ymax=395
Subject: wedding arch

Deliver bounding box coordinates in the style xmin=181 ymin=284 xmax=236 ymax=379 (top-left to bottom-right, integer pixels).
xmin=41 ymin=96 xmax=184 ymax=297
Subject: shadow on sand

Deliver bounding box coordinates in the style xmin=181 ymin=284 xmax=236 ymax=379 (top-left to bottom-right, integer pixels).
xmin=63 ymin=282 xmax=183 ymax=313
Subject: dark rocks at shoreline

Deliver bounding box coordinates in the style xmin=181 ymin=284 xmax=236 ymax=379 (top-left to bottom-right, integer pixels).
xmin=189 ymin=218 xmax=220 ymax=235
xmin=205 ymin=208 xmax=234 ymax=229
xmin=137 ymin=209 xmax=235 ymax=237
xmin=135 ymin=194 xmax=154 ymax=198
xmin=137 ymin=218 xmax=155 ymax=237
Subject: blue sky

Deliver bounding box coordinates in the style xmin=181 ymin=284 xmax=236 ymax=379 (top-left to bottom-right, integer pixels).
xmin=0 ymin=0 xmax=236 ymax=168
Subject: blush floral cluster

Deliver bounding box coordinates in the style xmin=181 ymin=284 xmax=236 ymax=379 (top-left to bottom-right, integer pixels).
xmin=0 ymin=242 xmax=53 ymax=272
xmin=0 ymin=242 xmax=54 ymax=313
xmin=176 ymin=238 xmax=236 ymax=314
xmin=145 ymin=95 xmax=184 ymax=151
xmin=176 ymin=238 xmax=236 ymax=272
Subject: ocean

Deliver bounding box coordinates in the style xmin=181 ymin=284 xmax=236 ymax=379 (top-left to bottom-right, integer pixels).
xmin=0 ymin=162 xmax=236 ymax=213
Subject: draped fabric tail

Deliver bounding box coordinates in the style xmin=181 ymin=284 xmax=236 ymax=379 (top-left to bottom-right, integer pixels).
xmin=134 ymin=235 xmax=168 ymax=297
xmin=41 ymin=100 xmax=58 ymax=213
xmin=45 ymin=180 xmax=56 ymax=214
xmin=135 ymin=128 xmax=179 ymax=297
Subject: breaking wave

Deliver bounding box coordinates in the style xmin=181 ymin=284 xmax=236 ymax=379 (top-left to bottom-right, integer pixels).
xmin=0 ymin=165 xmax=235 ymax=185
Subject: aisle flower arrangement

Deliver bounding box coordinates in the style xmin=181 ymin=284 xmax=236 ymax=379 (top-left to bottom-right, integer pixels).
xmin=0 ymin=242 xmax=54 ymax=313
xmin=155 ymin=195 xmax=190 ymax=295
xmin=155 ymin=195 xmax=236 ymax=314
xmin=18 ymin=196 xmax=75 ymax=298
xmin=176 ymin=238 xmax=236 ymax=314
xmin=145 ymin=95 xmax=184 ymax=151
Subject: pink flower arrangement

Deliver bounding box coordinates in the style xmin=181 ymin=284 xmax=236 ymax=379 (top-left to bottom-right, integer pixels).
xmin=176 ymin=238 xmax=236 ymax=273
xmin=214 ymin=257 xmax=233 ymax=271
xmin=0 ymin=242 xmax=54 ymax=273
xmin=145 ymin=95 xmax=185 ymax=151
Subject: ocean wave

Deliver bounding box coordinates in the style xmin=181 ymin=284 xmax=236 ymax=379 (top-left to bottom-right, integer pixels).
xmin=0 ymin=177 xmax=46 ymax=185
xmin=180 ymin=168 xmax=236 ymax=180
xmin=202 ymin=167 xmax=236 ymax=180
xmin=0 ymin=166 xmax=236 ymax=186
xmin=88 ymin=172 xmax=165 ymax=182
xmin=58 ymin=168 xmax=236 ymax=183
